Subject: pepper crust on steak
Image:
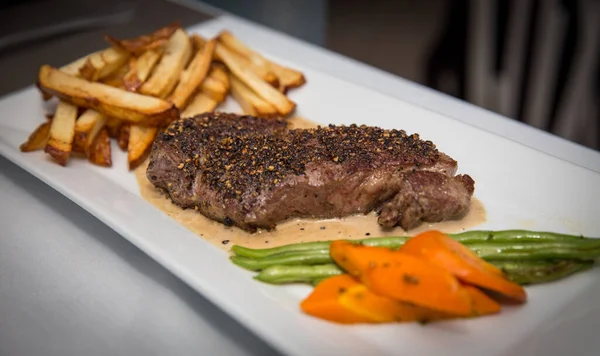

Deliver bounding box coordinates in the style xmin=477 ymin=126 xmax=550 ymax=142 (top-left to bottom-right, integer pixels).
xmin=147 ymin=112 xmax=475 ymax=232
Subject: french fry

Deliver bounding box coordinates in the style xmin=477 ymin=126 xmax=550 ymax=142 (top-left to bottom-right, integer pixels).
xmin=60 ymin=52 xmax=101 ymax=76
xmin=268 ymin=60 xmax=306 ymax=91
xmin=105 ymin=21 xmax=181 ymax=55
xmin=181 ymin=92 xmax=218 ymax=117
xmin=20 ymin=121 xmax=51 ymax=152
xmin=140 ymin=29 xmax=192 ymax=98
xmin=218 ymin=30 xmax=305 ymax=90
xmin=215 ymin=42 xmax=278 ymax=87
xmin=201 ymin=73 xmax=229 ymax=102
xmin=123 ymin=49 xmax=163 ymax=92
xmin=118 ymin=124 xmax=130 ymax=151
xmin=45 ymin=101 xmax=78 ymax=165
xmin=170 ymin=38 xmax=216 ymax=109
xmin=230 ymin=74 xmax=278 ymax=117
xmin=88 ymin=128 xmax=112 ymax=167
xmin=79 ymin=48 xmax=130 ymax=81
xmin=128 ymin=125 xmax=157 ymax=170
xmin=210 ymin=64 xmax=230 ymax=89
xmin=216 ymin=45 xmax=295 ymax=116
xmin=73 ymin=109 xmax=103 ymax=153
xmin=75 ymin=109 xmax=107 ymax=155
xmin=38 ymin=65 xmax=179 ymax=126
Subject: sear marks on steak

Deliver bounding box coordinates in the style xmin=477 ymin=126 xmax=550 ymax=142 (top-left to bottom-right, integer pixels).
xmin=147 ymin=112 xmax=475 ymax=232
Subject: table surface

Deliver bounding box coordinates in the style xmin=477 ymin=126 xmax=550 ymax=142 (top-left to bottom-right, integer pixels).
xmin=1 ymin=1 xmax=599 ymax=355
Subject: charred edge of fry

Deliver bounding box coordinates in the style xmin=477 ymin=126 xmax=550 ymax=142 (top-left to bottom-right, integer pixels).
xmin=42 ymin=92 xmax=53 ymax=101
xmin=44 ymin=140 xmax=71 ymax=166
xmin=104 ymin=21 xmax=181 ymax=54
xmin=79 ymin=58 xmax=96 ymax=81
xmin=72 ymin=132 xmax=87 ymax=153
xmin=88 ymin=128 xmax=112 ymax=167
xmin=106 ymin=118 xmax=122 ymax=138
xmin=118 ymin=124 xmax=130 ymax=151
xmin=20 ymin=122 xmax=51 ymax=152
xmin=123 ymin=74 xmax=142 ymax=92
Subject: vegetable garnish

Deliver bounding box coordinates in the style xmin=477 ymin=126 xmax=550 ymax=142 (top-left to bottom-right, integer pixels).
xmin=230 ymin=229 xmax=600 ymax=324
xmin=330 ymin=240 xmax=473 ymax=316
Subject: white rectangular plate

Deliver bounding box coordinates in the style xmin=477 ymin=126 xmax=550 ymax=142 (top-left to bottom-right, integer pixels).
xmin=2 ymin=20 xmax=600 ymax=356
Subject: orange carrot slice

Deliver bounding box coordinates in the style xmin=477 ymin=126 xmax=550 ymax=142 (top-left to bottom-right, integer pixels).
xmin=339 ymin=284 xmax=450 ymax=323
xmin=330 ymin=240 xmax=473 ymax=316
xmin=463 ymin=285 xmax=501 ymax=316
xmin=300 ymin=275 xmax=372 ymax=324
xmin=400 ymin=231 xmax=527 ymax=303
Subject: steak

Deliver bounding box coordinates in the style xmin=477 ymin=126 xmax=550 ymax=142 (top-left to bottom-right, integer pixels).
xmin=147 ymin=112 xmax=475 ymax=232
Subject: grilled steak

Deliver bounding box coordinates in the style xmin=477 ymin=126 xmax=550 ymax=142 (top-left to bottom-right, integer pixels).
xmin=147 ymin=112 xmax=475 ymax=232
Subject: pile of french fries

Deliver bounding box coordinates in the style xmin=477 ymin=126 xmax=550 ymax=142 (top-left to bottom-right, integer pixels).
xmin=21 ymin=22 xmax=306 ymax=170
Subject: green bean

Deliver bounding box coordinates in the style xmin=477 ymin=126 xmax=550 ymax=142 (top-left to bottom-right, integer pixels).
xmin=231 ymin=230 xmax=594 ymax=259
xmin=231 ymin=236 xmax=408 ymax=259
xmin=469 ymin=240 xmax=600 ymax=261
xmin=230 ymin=251 xmax=333 ymax=271
xmin=490 ymin=260 xmax=594 ymax=285
xmin=232 ymin=240 xmax=600 ymax=272
xmin=255 ymin=264 xmax=343 ymax=284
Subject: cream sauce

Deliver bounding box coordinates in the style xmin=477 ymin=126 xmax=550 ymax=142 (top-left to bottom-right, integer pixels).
xmin=134 ymin=116 xmax=486 ymax=252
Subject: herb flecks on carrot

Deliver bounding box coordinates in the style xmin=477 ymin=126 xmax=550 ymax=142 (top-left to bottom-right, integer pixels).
xmin=339 ymin=284 xmax=449 ymax=323
xmin=300 ymin=275 xmax=372 ymax=324
xmin=400 ymin=231 xmax=527 ymax=303
xmin=330 ymin=240 xmax=473 ymax=316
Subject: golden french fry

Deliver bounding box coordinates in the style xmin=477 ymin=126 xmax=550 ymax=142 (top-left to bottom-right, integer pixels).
xmin=73 ymin=109 xmax=108 ymax=154
xmin=73 ymin=109 xmax=99 ymax=153
xmin=44 ymin=100 xmax=78 ymax=165
xmin=78 ymin=48 xmax=130 ymax=81
xmin=218 ymin=30 xmax=305 ymax=90
xmin=269 ymin=60 xmax=306 ymax=91
xmin=105 ymin=21 xmax=181 ymax=55
xmin=88 ymin=128 xmax=112 ymax=167
xmin=181 ymin=92 xmax=218 ymax=117
xmin=210 ymin=64 xmax=230 ymax=89
xmin=38 ymin=65 xmax=179 ymax=126
xmin=123 ymin=49 xmax=163 ymax=92
xmin=128 ymin=125 xmax=157 ymax=170
xmin=20 ymin=121 xmax=52 ymax=152
xmin=140 ymin=29 xmax=192 ymax=98
xmin=230 ymin=74 xmax=277 ymax=117
xmin=118 ymin=124 xmax=130 ymax=151
xmin=201 ymin=74 xmax=229 ymax=102
xmin=215 ymin=42 xmax=278 ymax=87
xmin=170 ymin=38 xmax=216 ymax=109
xmin=216 ymin=45 xmax=295 ymax=116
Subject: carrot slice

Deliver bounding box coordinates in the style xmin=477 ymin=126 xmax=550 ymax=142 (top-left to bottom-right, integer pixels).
xmin=400 ymin=231 xmax=527 ymax=303
xmin=300 ymin=275 xmax=372 ymax=324
xmin=330 ymin=240 xmax=473 ymax=316
xmin=463 ymin=285 xmax=501 ymax=316
xmin=339 ymin=284 xmax=450 ymax=323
